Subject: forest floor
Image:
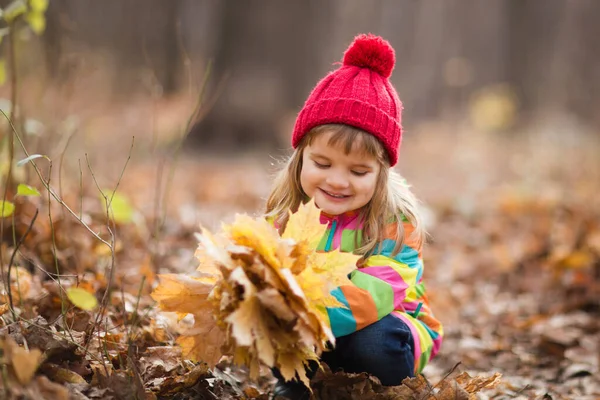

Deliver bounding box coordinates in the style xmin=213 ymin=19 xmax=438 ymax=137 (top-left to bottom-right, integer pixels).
xmin=1 ymin=110 xmax=599 ymax=399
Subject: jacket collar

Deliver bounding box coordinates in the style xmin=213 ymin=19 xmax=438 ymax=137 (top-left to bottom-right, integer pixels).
xmin=319 ymin=209 xmax=362 ymax=225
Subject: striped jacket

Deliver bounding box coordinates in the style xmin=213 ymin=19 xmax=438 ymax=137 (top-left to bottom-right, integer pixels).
xmin=318 ymin=210 xmax=443 ymax=373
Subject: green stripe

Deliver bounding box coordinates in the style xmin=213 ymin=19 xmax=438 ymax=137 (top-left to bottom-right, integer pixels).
xmin=317 ymin=229 xmax=329 ymax=251
xmin=418 ymin=344 xmax=433 ymax=372
xmin=415 ymin=283 xmax=426 ymax=297
xmin=341 ymin=229 xmax=361 ymax=252
xmin=350 ymin=271 xmax=394 ymax=319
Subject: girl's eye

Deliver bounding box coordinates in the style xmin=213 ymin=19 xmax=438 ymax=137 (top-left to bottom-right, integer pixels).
xmin=351 ymin=170 xmax=368 ymax=176
xmin=314 ymin=161 xmax=330 ymax=169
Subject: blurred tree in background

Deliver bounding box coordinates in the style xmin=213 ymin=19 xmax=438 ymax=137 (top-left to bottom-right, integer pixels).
xmin=14 ymin=0 xmax=600 ymax=149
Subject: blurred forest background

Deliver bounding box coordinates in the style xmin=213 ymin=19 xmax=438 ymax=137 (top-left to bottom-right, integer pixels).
xmin=3 ymin=0 xmax=598 ymax=206
xmin=37 ymin=0 xmax=600 ymax=146
xmin=0 ymin=1 xmax=599 ymax=399
xmin=3 ymin=0 xmax=598 ymax=220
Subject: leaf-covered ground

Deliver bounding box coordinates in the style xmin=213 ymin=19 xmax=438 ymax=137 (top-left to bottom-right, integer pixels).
xmin=1 ymin=117 xmax=599 ymax=399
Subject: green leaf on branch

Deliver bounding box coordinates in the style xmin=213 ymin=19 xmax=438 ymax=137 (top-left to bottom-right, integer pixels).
xmin=102 ymin=191 xmax=134 ymax=224
xmin=0 ymin=200 xmax=15 ymax=218
xmin=66 ymin=287 xmax=98 ymax=311
xmin=25 ymin=11 xmax=45 ymax=34
xmin=29 ymin=0 xmax=48 ymax=12
xmin=16 ymin=183 xmax=40 ymax=197
xmin=0 ymin=59 xmax=5 ymax=86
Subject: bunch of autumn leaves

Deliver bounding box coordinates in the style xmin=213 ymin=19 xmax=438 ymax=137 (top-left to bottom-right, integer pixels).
xmin=151 ymin=201 xmax=359 ymax=386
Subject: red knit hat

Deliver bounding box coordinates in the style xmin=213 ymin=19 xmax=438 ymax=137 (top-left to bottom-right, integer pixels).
xmin=292 ymin=33 xmax=403 ymax=166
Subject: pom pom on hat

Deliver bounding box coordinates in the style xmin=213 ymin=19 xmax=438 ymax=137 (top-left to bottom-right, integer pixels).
xmin=342 ymin=33 xmax=395 ymax=78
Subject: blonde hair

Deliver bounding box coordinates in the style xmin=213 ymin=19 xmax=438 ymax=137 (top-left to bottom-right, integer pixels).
xmin=265 ymin=124 xmax=425 ymax=256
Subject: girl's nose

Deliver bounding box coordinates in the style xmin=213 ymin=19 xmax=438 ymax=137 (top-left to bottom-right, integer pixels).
xmin=326 ymin=172 xmax=350 ymax=189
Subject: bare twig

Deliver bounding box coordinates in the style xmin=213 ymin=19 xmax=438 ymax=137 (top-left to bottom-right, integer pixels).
xmin=78 ymin=159 xmax=83 ymax=219
xmin=151 ymin=61 xmax=220 ymax=273
xmin=424 ymin=361 xmax=463 ymax=399
xmin=159 ymin=61 xmax=227 ymax=233
xmin=175 ymin=20 xmax=194 ymax=99
xmin=84 ymin=137 xmax=135 ymax=350
xmin=83 ymin=152 xmax=117 ymax=350
xmin=7 ymin=208 xmax=39 ymax=321
xmin=44 ymin=161 xmax=66 ymax=312
xmin=17 ymin=315 xmax=106 ymax=365
xmin=58 ymin=125 xmax=79 ymax=211
xmin=107 ymin=137 xmax=135 ymax=210
xmin=0 ymin=110 xmax=111 ymax=249
xmin=126 ymin=276 xmax=146 ymax=341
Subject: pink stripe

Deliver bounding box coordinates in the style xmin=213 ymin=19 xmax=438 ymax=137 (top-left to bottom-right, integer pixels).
xmin=392 ymin=313 xmax=421 ymax=369
xmin=333 ymin=225 xmax=343 ymax=249
xmin=360 ymin=266 xmax=408 ymax=310
xmin=431 ymin=336 xmax=443 ymax=359
xmin=401 ymin=300 xmax=420 ymax=313
xmin=343 ymin=218 xmax=362 ymax=231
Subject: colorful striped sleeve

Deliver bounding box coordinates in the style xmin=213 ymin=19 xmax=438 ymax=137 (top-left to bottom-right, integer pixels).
xmin=326 ymin=220 xmax=422 ymax=337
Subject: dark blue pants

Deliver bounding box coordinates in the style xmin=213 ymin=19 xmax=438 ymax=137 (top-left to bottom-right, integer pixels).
xmin=275 ymin=314 xmax=415 ymax=387
xmin=320 ymin=314 xmax=415 ymax=386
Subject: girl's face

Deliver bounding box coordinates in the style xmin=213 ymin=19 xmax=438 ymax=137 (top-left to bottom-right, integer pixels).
xmin=300 ymin=130 xmax=381 ymax=216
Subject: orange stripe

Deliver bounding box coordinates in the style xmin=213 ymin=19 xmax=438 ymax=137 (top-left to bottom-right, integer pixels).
xmin=383 ymin=221 xmax=422 ymax=257
xmin=340 ymin=286 xmax=378 ymax=330
xmin=402 ymin=222 xmax=422 ymax=256
xmin=383 ymin=221 xmax=399 ymax=238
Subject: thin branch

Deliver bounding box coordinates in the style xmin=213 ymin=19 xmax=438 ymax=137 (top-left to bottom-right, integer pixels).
xmin=7 ymin=208 xmax=39 ymax=321
xmin=83 ymin=153 xmax=117 ymax=351
xmin=0 ymin=110 xmax=111 ymax=248
xmin=175 ymin=20 xmax=193 ymax=99
xmin=107 ymin=137 xmax=135 ymax=210
xmin=78 ymin=159 xmax=83 ymax=220
xmin=17 ymin=316 xmax=106 ymax=365
xmin=83 ymin=137 xmax=134 ymax=351
xmin=58 ymin=125 xmax=79 ymax=211
xmin=126 ymin=275 xmax=146 ymax=341
xmin=158 ymin=60 xmax=216 ymax=233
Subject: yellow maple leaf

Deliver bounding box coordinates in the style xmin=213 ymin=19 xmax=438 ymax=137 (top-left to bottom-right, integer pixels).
xmin=194 ymin=228 xmax=231 ymax=276
xmin=224 ymin=214 xmax=282 ymax=269
xmin=282 ymin=199 xmax=327 ymax=249
xmin=151 ymin=274 xmax=217 ymax=315
xmin=282 ymin=199 xmax=329 ymax=274
xmin=306 ymin=250 xmax=357 ymax=290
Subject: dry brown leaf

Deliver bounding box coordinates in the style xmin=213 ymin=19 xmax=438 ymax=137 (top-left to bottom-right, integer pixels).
xmin=154 ymin=363 xmax=211 ymax=396
xmin=34 ymin=375 xmax=71 ymax=400
xmin=0 ymin=266 xmax=33 ymax=303
xmin=175 ymin=315 xmax=225 ymax=366
xmin=454 ymin=371 xmax=503 ymax=393
xmin=139 ymin=346 xmax=183 ymax=380
xmin=41 ymin=363 xmax=87 ymax=384
xmin=3 ymin=335 xmax=43 ymax=385
xmin=436 ymin=379 xmax=471 ymax=400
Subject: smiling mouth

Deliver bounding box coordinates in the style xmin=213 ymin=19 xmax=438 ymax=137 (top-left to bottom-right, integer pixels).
xmin=320 ymin=189 xmax=351 ymax=199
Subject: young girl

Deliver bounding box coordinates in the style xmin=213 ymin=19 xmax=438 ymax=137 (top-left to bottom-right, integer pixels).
xmin=265 ymin=34 xmax=443 ymax=399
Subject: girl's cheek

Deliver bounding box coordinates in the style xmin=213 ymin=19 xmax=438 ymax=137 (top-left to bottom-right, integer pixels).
xmin=299 ymin=169 xmax=313 ymax=195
